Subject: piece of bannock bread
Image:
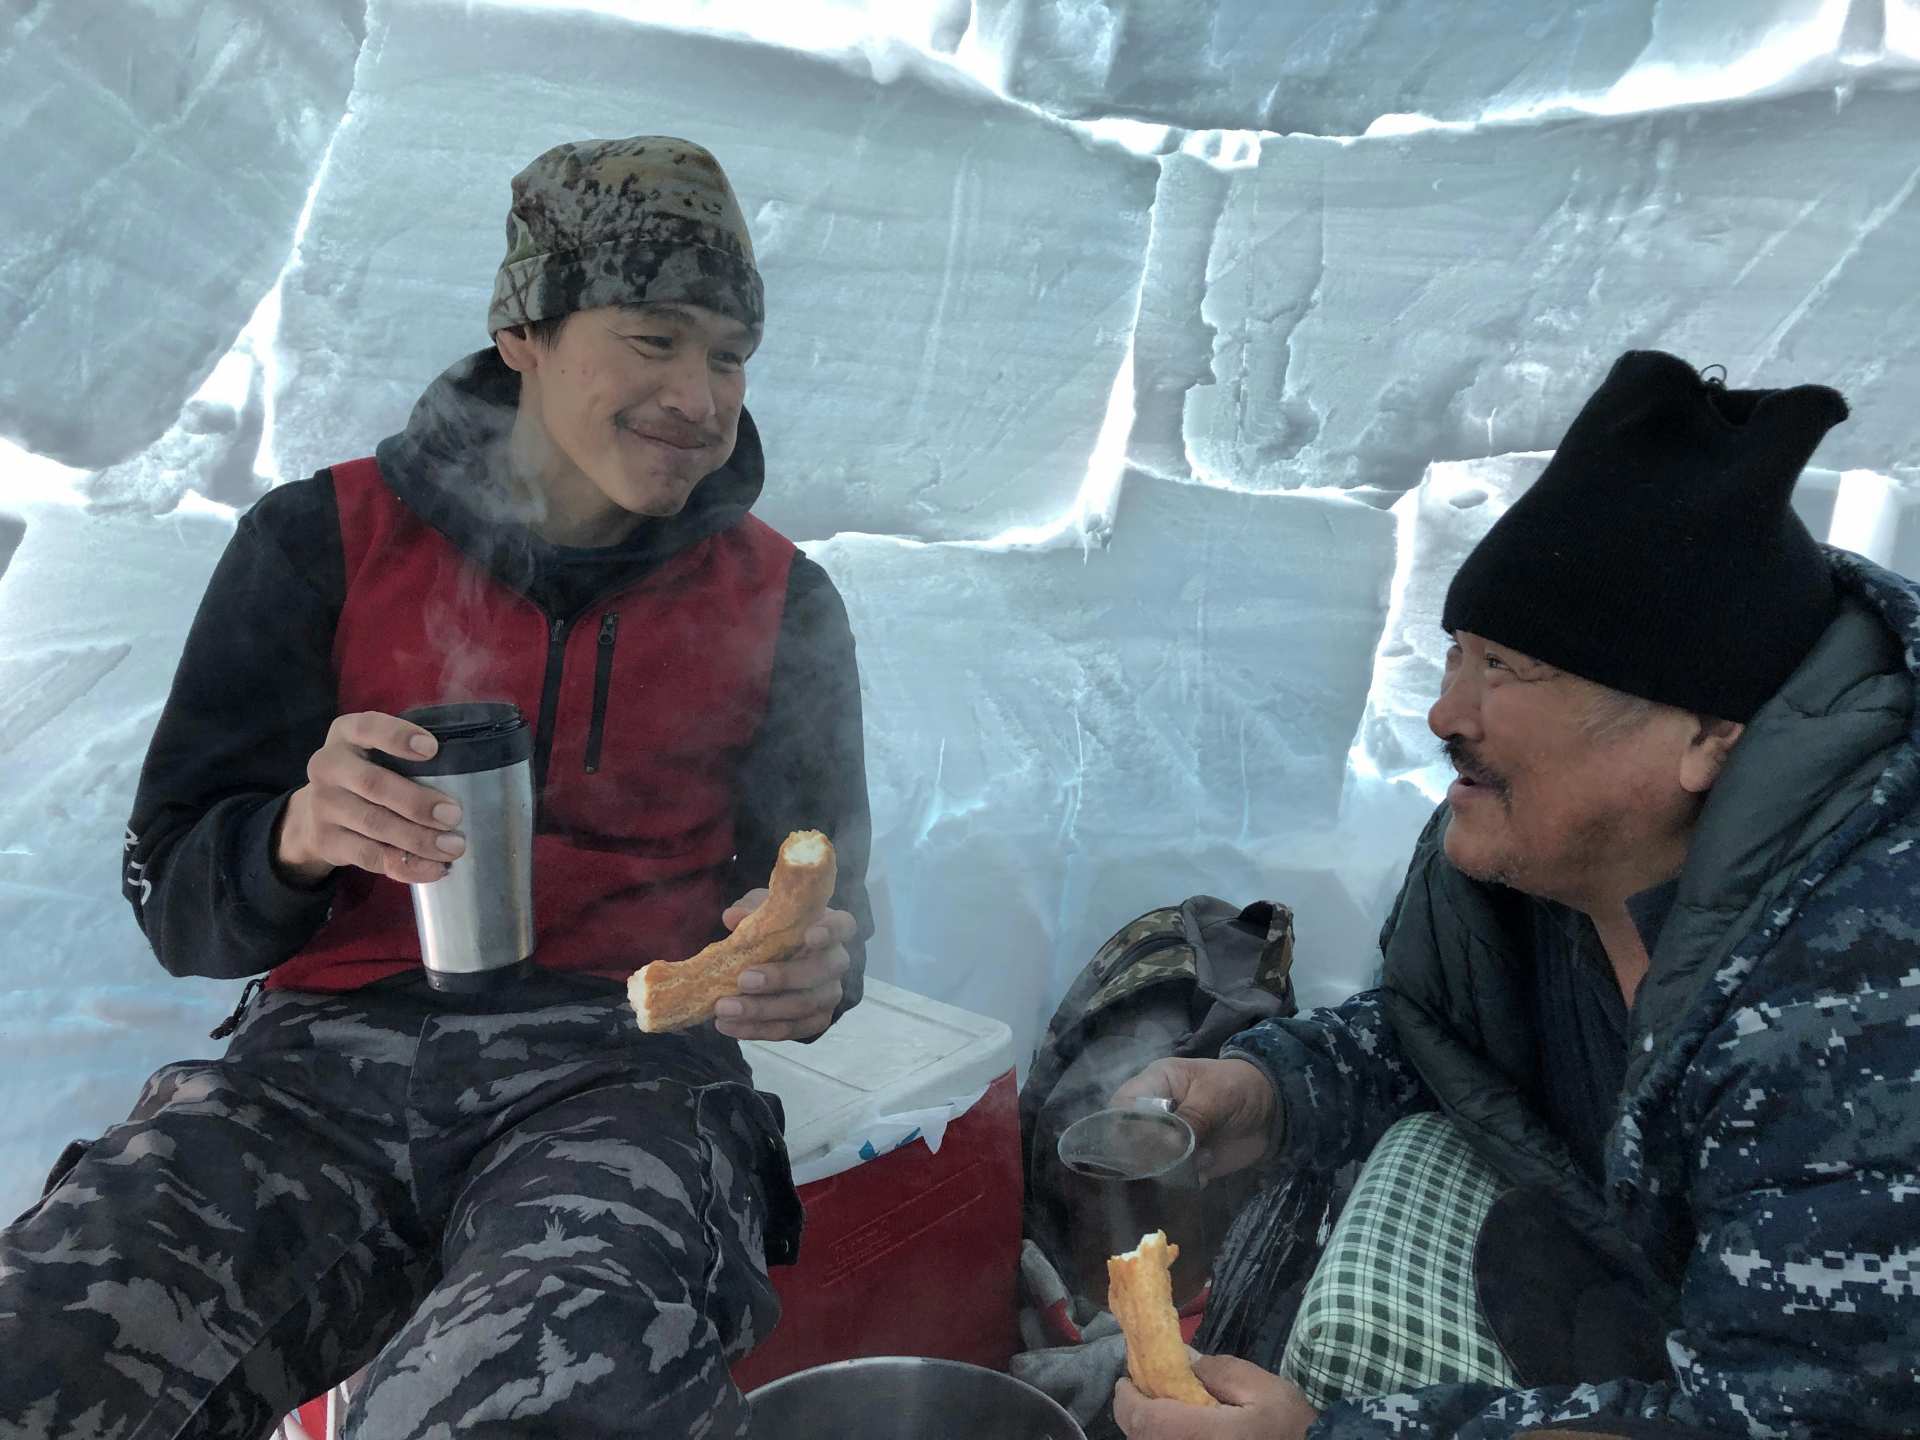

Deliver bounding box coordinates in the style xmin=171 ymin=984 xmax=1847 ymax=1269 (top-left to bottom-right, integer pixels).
xmin=1108 ymin=1230 xmax=1217 ymax=1406
xmin=628 ymin=830 xmax=837 ymax=1033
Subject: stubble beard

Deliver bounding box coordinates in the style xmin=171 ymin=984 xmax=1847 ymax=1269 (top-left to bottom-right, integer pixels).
xmin=1447 ymin=802 xmax=1624 ymax=906
xmin=1438 ymin=736 xmax=1527 ymax=890
xmin=1445 ymin=829 xmax=1525 ymax=891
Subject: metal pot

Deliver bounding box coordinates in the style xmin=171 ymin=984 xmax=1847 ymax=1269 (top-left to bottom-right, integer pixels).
xmin=746 ymin=1357 xmax=1086 ymax=1440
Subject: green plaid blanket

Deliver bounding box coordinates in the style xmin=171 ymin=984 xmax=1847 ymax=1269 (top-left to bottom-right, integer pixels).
xmin=1281 ymin=1111 xmax=1518 ymax=1408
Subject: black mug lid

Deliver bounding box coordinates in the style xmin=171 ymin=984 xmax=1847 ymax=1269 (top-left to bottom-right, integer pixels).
xmin=374 ymin=702 xmax=532 ymax=777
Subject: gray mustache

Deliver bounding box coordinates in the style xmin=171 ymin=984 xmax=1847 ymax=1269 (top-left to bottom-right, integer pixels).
xmin=1441 ymin=738 xmax=1509 ymax=798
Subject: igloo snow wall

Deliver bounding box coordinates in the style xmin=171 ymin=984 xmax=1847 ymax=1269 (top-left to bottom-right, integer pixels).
xmin=0 ymin=0 xmax=1916 ymax=1217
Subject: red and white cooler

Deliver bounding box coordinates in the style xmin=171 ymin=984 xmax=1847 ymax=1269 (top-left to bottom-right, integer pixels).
xmin=731 ymin=977 xmax=1022 ymax=1390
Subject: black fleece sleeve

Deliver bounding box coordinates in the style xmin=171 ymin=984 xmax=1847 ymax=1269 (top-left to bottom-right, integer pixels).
xmin=728 ymin=553 xmax=874 ymax=1018
xmin=122 ymin=474 xmax=345 ymax=978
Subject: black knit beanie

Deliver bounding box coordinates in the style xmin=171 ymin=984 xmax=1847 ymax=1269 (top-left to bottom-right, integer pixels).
xmin=1441 ymin=350 xmax=1849 ymax=723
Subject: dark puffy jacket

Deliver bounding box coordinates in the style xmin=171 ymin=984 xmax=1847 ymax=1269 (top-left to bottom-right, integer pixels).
xmin=1227 ymin=548 xmax=1920 ymax=1439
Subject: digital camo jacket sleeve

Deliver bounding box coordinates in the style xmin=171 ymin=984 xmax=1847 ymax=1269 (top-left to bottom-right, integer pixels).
xmin=1220 ymin=988 xmax=1434 ymax=1175
xmin=1306 ymin=820 xmax=1920 ymax=1440
xmin=122 ymin=478 xmax=345 ymax=978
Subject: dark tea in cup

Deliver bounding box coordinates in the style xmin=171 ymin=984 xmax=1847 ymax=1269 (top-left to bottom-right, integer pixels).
xmin=1056 ymin=1105 xmax=1209 ymax=1309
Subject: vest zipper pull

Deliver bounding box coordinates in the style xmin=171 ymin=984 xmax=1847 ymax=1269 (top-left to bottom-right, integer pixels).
xmin=209 ymin=976 xmax=267 ymax=1040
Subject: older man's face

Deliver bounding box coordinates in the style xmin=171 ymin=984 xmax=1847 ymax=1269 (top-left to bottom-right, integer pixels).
xmin=1426 ymin=631 xmax=1702 ymax=906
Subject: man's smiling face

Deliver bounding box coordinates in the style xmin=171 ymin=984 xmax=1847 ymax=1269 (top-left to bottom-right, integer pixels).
xmin=502 ymin=301 xmax=757 ymax=527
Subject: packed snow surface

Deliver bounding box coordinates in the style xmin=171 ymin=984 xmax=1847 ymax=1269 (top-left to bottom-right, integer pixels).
xmin=1 ymin=0 xmax=1917 ymax=1216
xmin=272 ymin=0 xmax=1157 ymax=544
xmin=0 ymin=1 xmax=362 ymax=470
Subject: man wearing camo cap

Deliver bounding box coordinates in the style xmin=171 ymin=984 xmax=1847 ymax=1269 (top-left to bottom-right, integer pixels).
xmin=0 ymin=138 xmax=873 ymax=1437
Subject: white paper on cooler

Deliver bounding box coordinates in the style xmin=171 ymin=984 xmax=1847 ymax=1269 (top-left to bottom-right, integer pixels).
xmin=272 ymin=0 xmax=1154 ymax=543
xmin=787 ymin=1085 xmax=990 ymax=1186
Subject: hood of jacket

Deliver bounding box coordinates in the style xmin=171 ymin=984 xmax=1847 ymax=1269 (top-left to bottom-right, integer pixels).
xmin=369 ymin=347 xmax=767 ymax=608
xmin=1613 ymin=546 xmax=1920 ymax=1192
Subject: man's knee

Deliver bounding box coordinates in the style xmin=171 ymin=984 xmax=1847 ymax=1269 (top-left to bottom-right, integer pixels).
xmin=446 ymin=1083 xmax=786 ymax=1347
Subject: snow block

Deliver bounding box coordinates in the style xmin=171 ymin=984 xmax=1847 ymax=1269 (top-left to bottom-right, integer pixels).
xmin=272 ymin=0 xmax=1155 ymax=542
xmin=1128 ymin=150 xmax=1231 ymax=483
xmin=970 ymin=0 xmax=1862 ymax=134
xmin=1895 ymin=0 xmax=1920 ymax=61
xmin=813 ymin=473 xmax=1393 ymax=1060
xmin=0 ymin=513 xmax=22 ymax=582
xmin=0 ymin=501 xmax=239 ymax=1219
xmin=84 ymin=344 xmax=269 ymax=514
xmin=0 ymin=1 xmax=363 ymax=470
xmin=1353 ymin=455 xmax=1544 ymax=791
xmin=1827 ymin=469 xmax=1920 ymax=581
xmin=1180 ymin=85 xmax=1920 ymax=496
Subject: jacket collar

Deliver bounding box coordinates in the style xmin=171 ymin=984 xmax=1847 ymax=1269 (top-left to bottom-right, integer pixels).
xmin=370 ymin=347 xmax=766 ymax=605
xmin=1614 ymin=549 xmax=1920 ymax=1193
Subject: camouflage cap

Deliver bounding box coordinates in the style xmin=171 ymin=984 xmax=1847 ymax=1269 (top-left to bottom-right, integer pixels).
xmin=487 ymin=136 xmax=763 ymax=336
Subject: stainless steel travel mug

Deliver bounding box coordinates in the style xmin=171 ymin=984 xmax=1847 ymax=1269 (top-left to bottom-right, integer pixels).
xmin=376 ymin=701 xmax=535 ymax=992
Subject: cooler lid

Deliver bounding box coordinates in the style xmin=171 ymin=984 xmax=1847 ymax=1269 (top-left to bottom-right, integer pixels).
xmin=743 ymin=978 xmax=1014 ymax=1165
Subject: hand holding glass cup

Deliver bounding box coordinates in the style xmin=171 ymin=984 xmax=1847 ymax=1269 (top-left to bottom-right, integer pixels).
xmin=1056 ymin=1097 xmax=1210 ymax=1310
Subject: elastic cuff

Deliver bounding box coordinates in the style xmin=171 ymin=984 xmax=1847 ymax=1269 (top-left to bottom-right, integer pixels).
xmin=1218 ymin=1039 xmax=1291 ymax=1171
xmin=235 ymin=792 xmax=336 ymax=933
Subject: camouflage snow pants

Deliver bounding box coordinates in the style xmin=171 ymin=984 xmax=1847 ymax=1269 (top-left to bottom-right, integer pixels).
xmin=0 ymin=972 xmax=802 ymax=1440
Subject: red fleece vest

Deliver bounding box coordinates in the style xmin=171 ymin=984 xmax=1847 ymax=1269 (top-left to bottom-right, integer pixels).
xmin=268 ymin=457 xmax=796 ymax=991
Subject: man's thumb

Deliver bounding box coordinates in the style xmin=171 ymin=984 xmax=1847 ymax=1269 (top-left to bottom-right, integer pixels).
xmin=1190 ymin=1354 xmax=1281 ymax=1406
xmin=1109 ymin=1058 xmax=1180 ymax=1110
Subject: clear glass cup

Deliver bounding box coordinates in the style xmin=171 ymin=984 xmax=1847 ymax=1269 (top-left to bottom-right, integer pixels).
xmin=1056 ymin=1100 xmax=1209 ymax=1309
